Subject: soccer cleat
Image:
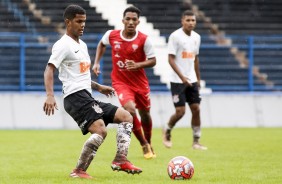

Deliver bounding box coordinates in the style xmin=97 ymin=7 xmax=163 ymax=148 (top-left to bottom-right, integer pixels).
xmin=111 ymin=160 xmax=142 ymax=174
xmin=70 ymin=168 xmax=93 ymax=179
xmin=162 ymin=128 xmax=172 ymax=148
xmin=192 ymin=143 xmax=208 ymax=150
xmin=142 ymin=143 xmax=154 ymax=159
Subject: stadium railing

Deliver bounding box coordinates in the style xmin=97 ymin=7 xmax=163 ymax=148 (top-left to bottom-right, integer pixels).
xmin=0 ymin=32 xmax=281 ymax=92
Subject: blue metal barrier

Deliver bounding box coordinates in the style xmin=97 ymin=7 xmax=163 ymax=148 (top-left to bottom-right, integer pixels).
xmin=0 ymin=33 xmax=281 ymax=92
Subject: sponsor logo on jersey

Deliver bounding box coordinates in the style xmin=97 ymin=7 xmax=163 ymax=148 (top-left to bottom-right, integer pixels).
xmin=181 ymin=51 xmax=194 ymax=59
xmin=80 ymin=61 xmax=90 ymax=73
xmin=114 ymin=41 xmax=121 ymax=50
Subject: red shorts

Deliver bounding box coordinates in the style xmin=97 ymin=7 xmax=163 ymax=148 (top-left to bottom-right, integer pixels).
xmin=113 ymin=83 xmax=151 ymax=111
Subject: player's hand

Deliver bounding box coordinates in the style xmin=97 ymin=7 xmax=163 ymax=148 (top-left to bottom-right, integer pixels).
xmin=92 ymin=63 xmax=101 ymax=76
xmin=43 ymin=95 xmax=58 ymax=116
xmin=125 ymin=59 xmax=140 ymax=70
xmin=98 ymin=85 xmax=116 ymax=97
xmin=181 ymin=76 xmax=192 ymax=87
xmin=197 ymin=80 xmax=201 ymax=89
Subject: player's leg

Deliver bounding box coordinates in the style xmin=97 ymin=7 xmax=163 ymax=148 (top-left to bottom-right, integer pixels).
xmin=163 ymin=82 xmax=186 ymax=148
xmin=123 ymin=101 xmax=148 ymax=145
xmin=135 ymin=90 xmax=155 ymax=158
xmin=64 ymin=90 xmax=107 ymax=179
xmin=113 ymin=84 xmax=152 ymax=158
xmin=138 ymin=109 xmax=156 ymax=158
xmin=110 ymin=107 xmax=142 ymax=174
xmin=187 ymin=83 xmax=207 ymax=150
xmin=163 ymin=106 xmax=185 ymax=148
xmin=70 ymin=120 xmax=106 ymax=179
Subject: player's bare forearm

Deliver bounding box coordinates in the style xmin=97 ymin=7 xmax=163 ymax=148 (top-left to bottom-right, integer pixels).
xmin=125 ymin=57 xmax=156 ymax=70
xmin=43 ymin=64 xmax=58 ymax=115
xmin=92 ymin=41 xmax=106 ymax=75
xmin=44 ymin=64 xmax=55 ymax=96
xmin=91 ymin=81 xmax=115 ymax=97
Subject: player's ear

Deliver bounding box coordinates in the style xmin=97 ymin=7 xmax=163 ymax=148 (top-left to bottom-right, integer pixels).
xmin=65 ymin=18 xmax=70 ymax=26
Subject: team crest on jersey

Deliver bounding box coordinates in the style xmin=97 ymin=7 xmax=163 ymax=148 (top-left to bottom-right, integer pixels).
xmin=172 ymin=94 xmax=179 ymax=103
xmin=132 ymin=44 xmax=138 ymax=51
xmin=92 ymin=104 xmax=103 ymax=113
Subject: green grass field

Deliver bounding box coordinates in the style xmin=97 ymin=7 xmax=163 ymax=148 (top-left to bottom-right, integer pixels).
xmin=1 ymin=128 xmax=282 ymax=184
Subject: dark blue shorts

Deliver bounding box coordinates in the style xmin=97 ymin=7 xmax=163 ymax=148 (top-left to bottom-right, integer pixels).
xmin=170 ymin=82 xmax=201 ymax=107
xmin=64 ymin=90 xmax=118 ymax=135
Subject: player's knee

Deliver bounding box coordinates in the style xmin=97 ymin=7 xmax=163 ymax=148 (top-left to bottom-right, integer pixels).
xmin=191 ymin=105 xmax=200 ymax=115
xmin=176 ymin=108 xmax=185 ymax=118
xmin=119 ymin=108 xmax=133 ymax=123
xmin=88 ymin=120 xmax=108 ymax=138
xmin=140 ymin=112 xmax=151 ymax=123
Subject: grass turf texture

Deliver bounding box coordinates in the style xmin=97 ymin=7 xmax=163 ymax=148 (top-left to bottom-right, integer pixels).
xmin=0 ymin=128 xmax=281 ymax=184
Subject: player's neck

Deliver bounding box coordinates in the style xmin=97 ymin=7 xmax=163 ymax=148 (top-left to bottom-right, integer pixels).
xmin=182 ymin=28 xmax=192 ymax=36
xmin=122 ymin=30 xmax=136 ymax=39
xmin=67 ymin=33 xmax=80 ymax=43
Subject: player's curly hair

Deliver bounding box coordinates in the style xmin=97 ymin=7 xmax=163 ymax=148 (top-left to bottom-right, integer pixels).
xmin=63 ymin=4 xmax=86 ymax=20
xmin=123 ymin=6 xmax=141 ymax=18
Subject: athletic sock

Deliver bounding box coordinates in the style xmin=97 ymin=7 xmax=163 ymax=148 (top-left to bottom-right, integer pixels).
xmin=141 ymin=119 xmax=152 ymax=144
xmin=132 ymin=115 xmax=147 ymax=145
xmin=114 ymin=122 xmax=133 ymax=161
xmin=76 ymin=133 xmax=104 ymax=171
xmin=192 ymin=126 xmax=201 ymax=143
xmin=165 ymin=123 xmax=173 ymax=130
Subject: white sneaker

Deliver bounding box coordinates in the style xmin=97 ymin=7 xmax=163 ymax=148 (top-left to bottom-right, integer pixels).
xmin=192 ymin=143 xmax=208 ymax=150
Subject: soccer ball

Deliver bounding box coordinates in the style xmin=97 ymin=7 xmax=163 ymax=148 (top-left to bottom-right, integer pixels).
xmin=167 ymin=156 xmax=194 ymax=180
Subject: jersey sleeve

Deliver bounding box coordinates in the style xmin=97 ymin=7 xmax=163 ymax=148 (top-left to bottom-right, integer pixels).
xmin=101 ymin=30 xmax=112 ymax=45
xmin=144 ymin=37 xmax=155 ymax=58
xmin=167 ymin=33 xmax=177 ymax=55
xmin=48 ymin=41 xmax=68 ymax=68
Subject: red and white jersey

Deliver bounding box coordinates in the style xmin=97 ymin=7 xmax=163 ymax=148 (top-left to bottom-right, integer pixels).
xmin=101 ymin=30 xmax=155 ymax=90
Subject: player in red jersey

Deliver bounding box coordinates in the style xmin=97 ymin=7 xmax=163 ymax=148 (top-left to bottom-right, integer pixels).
xmin=93 ymin=6 xmax=156 ymax=159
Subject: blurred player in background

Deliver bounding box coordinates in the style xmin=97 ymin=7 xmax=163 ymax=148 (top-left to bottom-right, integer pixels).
xmin=93 ymin=6 xmax=156 ymax=159
xmin=163 ymin=10 xmax=207 ymax=150
xmin=43 ymin=4 xmax=142 ymax=179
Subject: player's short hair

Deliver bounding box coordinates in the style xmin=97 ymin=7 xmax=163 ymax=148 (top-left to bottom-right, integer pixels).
xmin=182 ymin=10 xmax=195 ymax=17
xmin=123 ymin=6 xmax=141 ymax=18
xmin=63 ymin=4 xmax=86 ymax=20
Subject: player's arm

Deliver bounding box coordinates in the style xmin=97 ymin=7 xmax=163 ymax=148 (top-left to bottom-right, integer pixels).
xmin=125 ymin=37 xmax=156 ymax=70
xmin=92 ymin=40 xmax=107 ymax=76
xmin=43 ymin=63 xmax=58 ymax=116
xmin=194 ymin=55 xmax=201 ymax=88
xmin=91 ymin=81 xmax=115 ymax=97
xmin=125 ymin=56 xmax=156 ymax=70
xmin=169 ymin=54 xmax=191 ymax=86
